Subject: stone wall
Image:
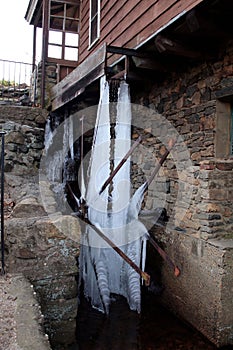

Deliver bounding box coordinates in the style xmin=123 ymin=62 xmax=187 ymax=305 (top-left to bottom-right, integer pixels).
xmin=131 ymin=38 xmax=233 ymax=346
xmin=0 ymin=105 xmax=46 ymax=175
xmin=0 ymin=105 xmax=80 ymax=349
xmin=31 ymin=62 xmax=57 ymax=108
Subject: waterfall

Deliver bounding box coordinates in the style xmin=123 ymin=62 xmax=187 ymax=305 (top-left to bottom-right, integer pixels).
xmin=63 ymin=115 xmax=74 ymax=161
xmin=80 ymin=79 xmax=148 ymax=314
xmin=44 ymin=117 xmax=53 ymax=153
xmin=43 ymin=113 xmax=76 ymax=211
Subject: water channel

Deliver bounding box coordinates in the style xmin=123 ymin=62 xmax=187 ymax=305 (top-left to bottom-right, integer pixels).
xmin=71 ymin=289 xmax=224 ymax=350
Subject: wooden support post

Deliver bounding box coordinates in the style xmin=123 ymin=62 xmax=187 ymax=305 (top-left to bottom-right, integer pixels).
xmin=32 ymin=25 xmax=37 ymax=71
xmin=41 ymin=0 xmax=49 ymax=108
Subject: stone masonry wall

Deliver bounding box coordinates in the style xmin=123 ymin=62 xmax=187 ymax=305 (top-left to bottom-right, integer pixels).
xmin=31 ymin=62 xmax=57 ymax=108
xmin=0 ymin=105 xmax=80 ymax=349
xmin=130 ymin=40 xmax=233 ymax=237
xmin=131 ymin=38 xmax=233 ymax=346
xmin=0 ymin=105 xmax=46 ymax=175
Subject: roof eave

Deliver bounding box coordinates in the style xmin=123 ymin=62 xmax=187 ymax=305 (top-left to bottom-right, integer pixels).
xmin=25 ymin=0 xmax=41 ymax=25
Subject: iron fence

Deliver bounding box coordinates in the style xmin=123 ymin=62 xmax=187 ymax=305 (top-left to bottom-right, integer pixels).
xmin=0 ymin=59 xmax=33 ymax=106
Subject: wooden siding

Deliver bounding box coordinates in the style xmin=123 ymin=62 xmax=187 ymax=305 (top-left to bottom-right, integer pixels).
xmin=50 ymin=43 xmax=106 ymax=111
xmin=79 ymin=0 xmax=204 ymax=65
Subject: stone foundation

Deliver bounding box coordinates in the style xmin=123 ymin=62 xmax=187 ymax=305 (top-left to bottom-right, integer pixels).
xmin=131 ymin=38 xmax=233 ymax=346
xmin=153 ymin=228 xmax=233 ymax=347
xmin=1 ymin=106 xmax=80 ymax=349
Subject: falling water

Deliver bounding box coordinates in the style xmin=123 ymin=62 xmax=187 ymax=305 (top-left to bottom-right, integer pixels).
xmin=43 ymin=114 xmax=76 ymax=210
xmin=79 ymin=79 xmax=148 ymax=314
xmin=64 ymin=115 xmax=74 ymax=161
xmin=44 ymin=117 xmax=53 ymax=153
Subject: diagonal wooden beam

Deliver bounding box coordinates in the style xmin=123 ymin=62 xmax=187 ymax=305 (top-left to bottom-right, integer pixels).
xmin=154 ymin=34 xmax=202 ymax=59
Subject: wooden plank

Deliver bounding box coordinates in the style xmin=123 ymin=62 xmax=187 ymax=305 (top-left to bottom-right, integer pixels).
xmin=78 ymin=0 xmax=89 ymax=45
xmin=79 ymin=0 xmax=128 ymax=59
xmin=47 ymin=57 xmax=78 ymax=67
xmin=79 ymin=0 xmax=173 ymax=63
xmin=101 ymin=0 xmax=120 ymax=19
xmin=110 ymin=0 xmax=204 ymax=54
xmin=79 ymin=0 xmax=154 ymax=61
xmin=79 ymin=0 xmax=204 ymax=65
xmin=51 ymin=63 xmax=104 ymax=110
xmin=79 ymin=0 xmax=89 ymax=30
xmin=154 ymin=34 xmax=201 ymax=58
xmin=132 ymin=56 xmax=167 ymax=71
xmin=104 ymin=0 xmax=203 ymax=67
xmin=61 ymin=63 xmax=104 ymax=103
xmin=101 ymin=0 xmax=135 ymax=31
xmin=51 ymin=43 xmax=106 ymax=111
xmin=25 ymin=0 xmax=41 ymax=24
xmin=41 ymin=0 xmax=49 ymax=108
xmin=106 ymin=0 xmax=179 ymax=47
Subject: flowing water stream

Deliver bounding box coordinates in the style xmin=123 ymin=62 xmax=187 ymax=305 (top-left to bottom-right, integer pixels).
xmin=73 ymin=290 xmax=219 ymax=350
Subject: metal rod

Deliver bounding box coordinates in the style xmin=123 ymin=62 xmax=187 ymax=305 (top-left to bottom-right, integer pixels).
xmin=147 ymin=235 xmax=180 ymax=277
xmin=99 ymin=135 xmax=142 ymax=196
xmin=66 ymin=183 xmax=150 ymax=286
xmin=83 ymin=216 xmax=150 ymax=286
xmin=0 ymin=131 xmax=6 ymax=275
xmin=143 ymin=138 xmax=176 ymax=194
xmin=140 ymin=138 xmax=180 ymax=276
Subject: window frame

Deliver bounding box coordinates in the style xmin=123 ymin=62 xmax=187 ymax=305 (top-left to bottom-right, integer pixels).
xmin=88 ymin=0 xmax=100 ymax=49
xmin=215 ymin=100 xmax=233 ymax=158
xmin=48 ymin=0 xmax=80 ymax=62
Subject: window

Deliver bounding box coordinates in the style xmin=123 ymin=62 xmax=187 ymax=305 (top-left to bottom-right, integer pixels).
xmin=89 ymin=0 xmax=100 ymax=47
xmin=48 ymin=1 xmax=80 ymax=61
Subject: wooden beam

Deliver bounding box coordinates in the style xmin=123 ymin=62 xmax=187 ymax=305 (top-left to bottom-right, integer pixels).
xmin=107 ymin=45 xmax=148 ymax=58
xmin=186 ymin=10 xmax=200 ymax=33
xmin=32 ymin=25 xmax=37 ymax=70
xmin=132 ymin=56 xmax=167 ymax=71
xmin=51 ymin=43 xmax=107 ymax=111
xmin=154 ymin=34 xmax=201 ymax=59
xmin=41 ymin=0 xmax=49 ymax=108
xmin=33 ymin=0 xmax=43 ymax=27
xmin=47 ymin=57 xmax=78 ymax=67
xmin=25 ymin=0 xmax=41 ymax=24
xmin=109 ymin=70 xmax=126 ymax=80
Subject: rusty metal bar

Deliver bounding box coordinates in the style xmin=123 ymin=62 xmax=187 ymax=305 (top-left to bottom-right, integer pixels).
xmin=147 ymin=235 xmax=180 ymax=277
xmin=66 ymin=183 xmax=150 ymax=286
xmin=99 ymin=135 xmax=142 ymax=196
xmin=83 ymin=216 xmax=150 ymax=286
xmin=139 ymin=138 xmax=180 ymax=276
xmin=143 ymin=138 xmax=176 ymax=194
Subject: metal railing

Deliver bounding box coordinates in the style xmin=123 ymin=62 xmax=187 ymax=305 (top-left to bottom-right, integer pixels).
xmin=0 ymin=59 xmax=33 ymax=106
